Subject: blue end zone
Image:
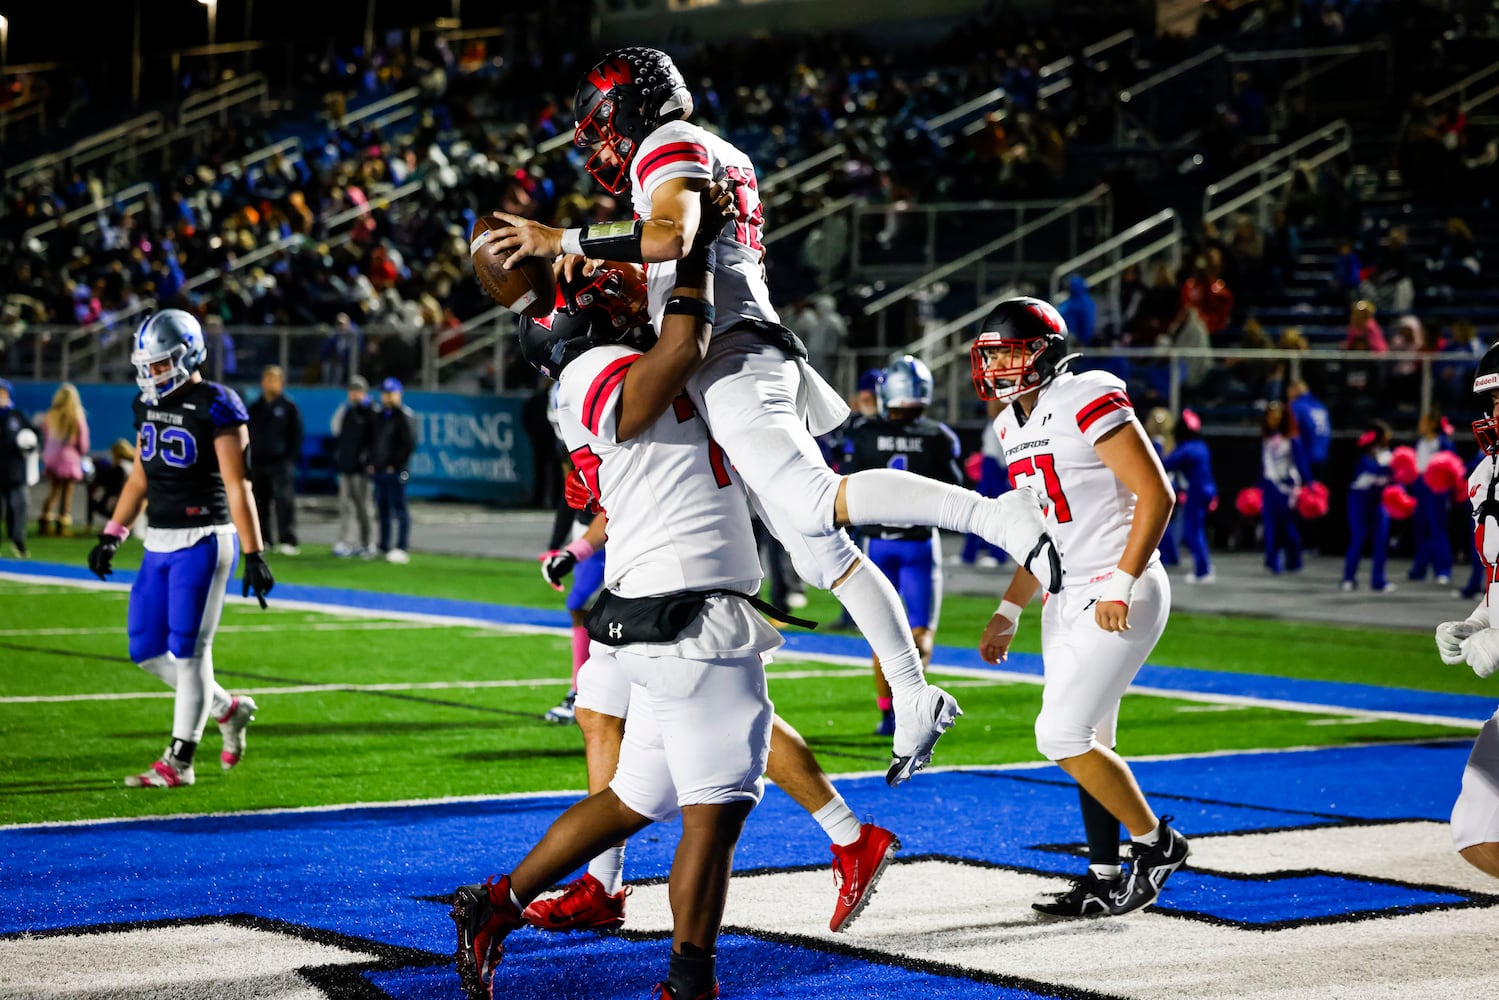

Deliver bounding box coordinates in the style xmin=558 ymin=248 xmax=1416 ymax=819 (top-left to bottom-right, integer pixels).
xmin=3 ymin=559 xmax=1493 ymax=723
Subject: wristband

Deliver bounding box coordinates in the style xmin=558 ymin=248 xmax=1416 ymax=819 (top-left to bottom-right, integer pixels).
xmin=104 ymin=520 xmax=130 ymax=541
xmin=560 ymin=228 xmax=584 ymax=257
xmin=997 ymin=599 xmax=1025 ymax=624
xmin=563 ymin=538 xmax=596 ymax=562
xmin=664 ymin=296 xmax=715 ymax=326
xmin=577 ymin=220 xmax=645 ymax=263
xmin=1099 ymin=568 xmax=1137 ymax=605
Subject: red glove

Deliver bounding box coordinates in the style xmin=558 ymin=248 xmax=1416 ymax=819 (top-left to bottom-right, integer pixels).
xmin=564 ymin=470 xmax=603 ymax=515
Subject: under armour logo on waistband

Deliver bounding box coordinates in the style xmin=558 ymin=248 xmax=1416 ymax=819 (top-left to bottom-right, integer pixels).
xmin=609 ymin=622 xmax=623 ymax=639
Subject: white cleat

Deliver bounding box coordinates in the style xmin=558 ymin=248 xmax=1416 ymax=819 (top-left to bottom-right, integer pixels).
xmin=217 ymin=695 xmax=258 ymax=770
xmin=124 ymin=751 xmax=194 ymax=788
xmin=887 ymin=684 xmax=963 ymax=786
xmin=983 ymin=488 xmax=1062 ymax=593
xmin=387 ymin=548 xmax=411 ymax=564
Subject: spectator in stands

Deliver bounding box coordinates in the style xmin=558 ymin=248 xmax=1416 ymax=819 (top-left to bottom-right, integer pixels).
xmin=331 ymin=376 xmax=377 ymax=559
xmin=371 ymin=378 xmax=415 ymax=565
xmin=1331 ymin=240 xmax=1362 ymax=304
xmin=1288 ymin=378 xmax=1332 ymax=480
xmin=1134 ymin=262 xmax=1181 ymax=346
xmin=1228 ymin=214 xmax=1265 ymax=303
xmin=783 ymin=294 xmax=847 ymax=380
xmin=38 ymin=383 xmax=89 ymax=538
xmin=1341 ymin=421 xmax=1394 ymax=593
xmin=1409 ymin=411 xmax=1456 ymax=585
xmin=248 ymin=366 xmax=304 ymax=556
xmin=1179 ymin=254 xmax=1234 ymax=338
xmin=322 ymin=313 xmax=360 ymax=387
xmin=1058 ymin=275 xmax=1097 ymax=347
xmin=1439 ymin=319 xmax=1487 ymax=404
xmin=1262 ymin=209 xmax=1300 ymax=298
xmin=203 ymin=314 xmax=237 ymax=380
xmin=1164 ymin=408 xmax=1216 ymax=584
xmin=1373 ymin=227 xmax=1415 ymax=314
xmin=1145 ymin=408 xmax=1179 ymax=569
xmin=1428 ymin=217 xmax=1481 ymax=287
xmin=1260 ymin=401 xmax=1309 ymax=575
xmin=0 ymin=379 xmax=39 ymax=558
xmin=1345 ymin=300 xmax=1387 ymax=352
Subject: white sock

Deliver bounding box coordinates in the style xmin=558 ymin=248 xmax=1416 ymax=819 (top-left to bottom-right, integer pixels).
xmin=1132 ymin=820 xmax=1163 ymax=846
xmin=842 ymin=469 xmax=985 ymax=536
xmin=587 ymin=845 xmax=626 ymax=895
xmin=171 ymin=656 xmax=214 ymax=744
xmin=811 ymin=794 xmax=864 ymax=847
xmin=139 ymin=652 xmax=234 ymax=719
xmin=1089 ymin=863 xmax=1122 ymax=879
xmin=831 ymin=560 xmax=924 ymax=697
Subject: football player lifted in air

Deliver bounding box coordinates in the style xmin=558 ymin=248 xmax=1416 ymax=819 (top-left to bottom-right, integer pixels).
xmin=844 ymin=355 xmax=964 ymax=736
xmin=522 ymin=260 xmax=899 ymax=943
xmin=1432 ymin=342 xmax=1499 ymax=881
xmin=88 ymin=309 xmax=274 ymax=788
xmin=973 ymin=298 xmax=1190 ymax=917
xmin=486 ymin=46 xmax=1062 ymax=785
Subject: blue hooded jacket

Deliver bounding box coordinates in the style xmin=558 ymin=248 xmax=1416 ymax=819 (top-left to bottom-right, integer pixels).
xmin=1057 ymin=275 xmax=1097 ymax=346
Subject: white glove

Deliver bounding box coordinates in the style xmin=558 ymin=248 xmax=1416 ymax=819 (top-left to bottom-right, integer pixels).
xmin=1436 ymin=619 xmax=1484 ymax=665
xmin=1459 ymin=628 xmax=1499 ymax=679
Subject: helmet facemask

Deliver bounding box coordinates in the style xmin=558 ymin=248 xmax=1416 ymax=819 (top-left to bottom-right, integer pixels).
xmin=574 ymin=98 xmax=636 ymax=195
xmin=970 ymin=335 xmax=1050 ymax=403
xmin=132 ymin=343 xmax=192 ymax=405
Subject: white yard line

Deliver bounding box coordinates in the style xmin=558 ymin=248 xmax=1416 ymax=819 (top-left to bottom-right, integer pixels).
xmin=0 ymin=570 xmax=1483 ymax=732
xmin=0 ymin=737 xmax=1472 ymax=833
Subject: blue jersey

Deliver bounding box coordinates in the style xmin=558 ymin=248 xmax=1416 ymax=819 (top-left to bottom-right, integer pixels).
xmin=846 ymin=415 xmax=962 ymax=540
xmin=1291 ymin=395 xmax=1331 ymax=464
xmin=1163 ymin=439 xmax=1216 ymax=497
xmin=131 ymin=380 xmax=248 ymax=530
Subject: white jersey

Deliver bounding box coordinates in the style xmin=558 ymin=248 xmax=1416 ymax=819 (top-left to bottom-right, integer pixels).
xmin=629 ymin=120 xmax=778 ymax=337
xmin=553 ymin=344 xmax=762 ymax=601
xmin=1469 ymin=455 xmax=1499 ymax=602
xmin=994 ymin=370 xmax=1156 ymax=586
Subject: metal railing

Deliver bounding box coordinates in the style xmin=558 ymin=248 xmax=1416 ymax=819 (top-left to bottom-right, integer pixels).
xmin=1050 ymin=208 xmax=1184 ymax=324
xmin=21 ymin=182 xmax=157 ymax=242
xmin=0 ymin=94 xmax=47 ymax=143
xmin=4 ymin=112 xmax=165 ymax=187
xmin=1201 ymin=120 xmax=1351 ymax=229
xmin=220 ymin=137 xmax=304 ymax=179
xmin=1423 ymin=61 xmax=1499 ymax=113
xmin=178 ymin=73 xmax=270 ymax=130
xmin=1114 ymin=45 xmax=1225 ymax=147
xmin=339 ymin=87 xmax=422 ymax=130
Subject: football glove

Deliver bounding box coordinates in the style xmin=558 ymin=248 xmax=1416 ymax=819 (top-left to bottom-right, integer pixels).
xmin=87 ymin=534 xmax=122 ymax=581
xmin=564 ymin=470 xmax=603 ymax=515
xmin=1436 ymin=619 xmax=1484 ymax=665
xmin=539 ymin=549 xmax=577 ymax=592
xmin=1459 ymin=628 xmax=1499 ymax=680
xmin=242 ymin=551 xmax=275 ymax=609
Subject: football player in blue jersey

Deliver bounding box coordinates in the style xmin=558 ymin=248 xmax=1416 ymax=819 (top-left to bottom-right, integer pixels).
xmin=88 ymin=309 xmax=275 ymax=788
xmin=845 ymin=356 xmax=963 ymax=735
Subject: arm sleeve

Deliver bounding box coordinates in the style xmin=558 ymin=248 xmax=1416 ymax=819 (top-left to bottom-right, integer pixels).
xmin=1072 ymin=375 xmax=1136 ymax=447
xmin=1292 ymin=437 xmax=1312 ymax=484
xmin=210 ymin=386 xmax=250 ymax=433
xmin=634 ymin=123 xmax=713 ymax=201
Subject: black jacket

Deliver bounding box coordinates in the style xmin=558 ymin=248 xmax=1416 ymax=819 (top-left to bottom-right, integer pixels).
xmin=248 ymin=393 xmax=304 ymax=465
xmin=370 ymin=405 xmax=415 ymax=472
xmin=0 ymin=406 xmax=37 ymax=486
xmin=331 ymin=401 xmax=377 ymax=474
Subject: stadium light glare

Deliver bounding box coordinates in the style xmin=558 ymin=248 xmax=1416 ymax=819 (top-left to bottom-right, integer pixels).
xmin=0 ymin=15 xmax=9 ymax=73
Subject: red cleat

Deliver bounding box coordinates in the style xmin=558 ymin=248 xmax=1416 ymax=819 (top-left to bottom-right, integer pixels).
xmin=829 ymin=823 xmax=900 ymax=932
xmin=522 ymin=873 xmax=627 ymax=931
xmin=451 ymin=876 xmax=525 ymax=999
xmin=653 ymin=982 xmax=719 ymax=999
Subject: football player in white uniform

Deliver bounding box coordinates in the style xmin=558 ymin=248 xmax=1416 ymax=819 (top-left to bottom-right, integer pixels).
xmin=454 ymin=196 xmax=772 ymax=1000
xmin=485 ymin=45 xmax=1061 ymax=785
xmin=973 ymin=297 xmax=1190 ymax=917
xmin=518 ymin=263 xmax=900 ymax=939
xmin=1433 ymin=343 xmax=1499 ymax=880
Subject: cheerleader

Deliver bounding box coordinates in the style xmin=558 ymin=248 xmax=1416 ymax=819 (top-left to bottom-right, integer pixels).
xmin=1260 ymin=402 xmax=1310 ymax=574
xmin=1409 ymin=411 xmax=1456 ymax=584
xmin=1342 ymin=421 xmax=1395 ymax=593
xmin=1163 ymin=409 xmax=1217 ymax=582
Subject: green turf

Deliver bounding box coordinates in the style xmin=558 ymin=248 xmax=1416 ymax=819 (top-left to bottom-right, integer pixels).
xmin=0 ymin=576 xmax=1474 ymax=826
xmin=12 ymin=535 xmax=1482 ymax=696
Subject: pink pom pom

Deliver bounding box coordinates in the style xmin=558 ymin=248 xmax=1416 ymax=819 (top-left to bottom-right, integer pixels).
xmin=964 ymin=452 xmax=984 ymax=484
xmin=1389 ymin=446 xmax=1419 ymax=485
xmin=1235 ymin=487 xmax=1263 ymax=518
xmin=1382 ymin=484 xmax=1418 ymax=519
xmin=1423 ymin=451 xmax=1464 ymax=494
xmin=1296 ymin=481 xmax=1330 ymax=519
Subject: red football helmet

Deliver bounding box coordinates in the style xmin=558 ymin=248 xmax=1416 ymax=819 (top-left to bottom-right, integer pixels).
xmin=1473 ymin=343 xmax=1499 ymax=455
xmin=573 ymin=47 xmax=694 ymax=194
xmin=970 ymin=297 xmax=1076 ymax=403
xmin=519 ymin=265 xmax=650 ymax=380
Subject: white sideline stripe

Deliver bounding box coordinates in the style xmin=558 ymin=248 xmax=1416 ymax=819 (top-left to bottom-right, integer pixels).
xmin=0 ymin=737 xmax=1472 ymax=833
xmin=0 ymin=571 xmax=1483 ymax=732
xmin=0 ymin=668 xmax=872 ymax=704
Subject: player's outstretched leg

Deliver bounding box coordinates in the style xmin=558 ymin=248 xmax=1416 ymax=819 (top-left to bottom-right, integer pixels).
xmin=216 ymin=692 xmax=258 ymax=770
xmin=766 ymin=717 xmax=900 ymax=931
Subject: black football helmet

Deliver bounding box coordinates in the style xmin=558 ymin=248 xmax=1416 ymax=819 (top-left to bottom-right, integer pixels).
xmin=572 ymin=47 xmax=694 ymax=194
xmin=518 ymin=265 xmax=652 ymax=381
xmin=969 ymin=297 xmax=1079 ymax=403
xmin=1472 ymin=342 xmax=1499 ymax=454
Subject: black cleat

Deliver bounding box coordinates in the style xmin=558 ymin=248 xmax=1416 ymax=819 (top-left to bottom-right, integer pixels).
xmin=1032 ymin=870 xmax=1122 ymax=918
xmin=452 ymin=877 xmax=523 ymax=999
xmin=1110 ymin=816 xmax=1190 ymax=915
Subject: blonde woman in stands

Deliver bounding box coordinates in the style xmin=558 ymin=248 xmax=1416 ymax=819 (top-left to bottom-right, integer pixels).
xmin=39 ymin=383 xmax=90 ymax=537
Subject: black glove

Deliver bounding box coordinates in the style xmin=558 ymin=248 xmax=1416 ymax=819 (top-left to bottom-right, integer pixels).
xmin=539 ymin=548 xmax=578 ymax=592
xmin=242 ymin=551 xmax=275 ymax=609
xmin=88 ymin=534 xmax=122 ymax=581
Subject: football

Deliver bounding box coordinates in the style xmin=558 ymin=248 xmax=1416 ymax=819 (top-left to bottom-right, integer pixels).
xmin=469 ymin=215 xmax=557 ymax=318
